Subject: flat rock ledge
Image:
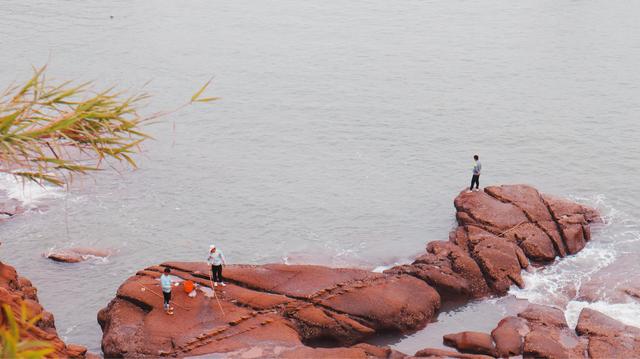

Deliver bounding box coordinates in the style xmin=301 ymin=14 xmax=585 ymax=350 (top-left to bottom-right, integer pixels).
xmin=421 ymin=304 xmax=640 ymax=359
xmin=98 ymin=262 xmax=438 ymax=358
xmin=0 ymin=262 xmax=89 ymax=358
xmin=98 ymin=185 xmax=602 ymax=358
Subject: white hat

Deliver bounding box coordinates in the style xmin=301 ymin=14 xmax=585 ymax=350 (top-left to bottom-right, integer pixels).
xmin=209 ymin=244 xmax=216 ymax=250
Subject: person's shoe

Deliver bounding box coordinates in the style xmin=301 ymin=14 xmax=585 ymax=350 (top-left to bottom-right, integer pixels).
xmin=220 ymin=282 xmax=226 ymax=286
xmin=214 ymin=282 xmax=218 ymax=287
xmin=166 ymin=310 xmax=174 ymax=315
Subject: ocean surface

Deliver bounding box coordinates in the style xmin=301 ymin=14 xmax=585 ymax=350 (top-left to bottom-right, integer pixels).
xmin=1 ymin=0 xmax=639 ymax=354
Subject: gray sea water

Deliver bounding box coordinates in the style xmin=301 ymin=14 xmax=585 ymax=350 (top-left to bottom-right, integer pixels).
xmin=1 ymin=0 xmax=640 ymax=354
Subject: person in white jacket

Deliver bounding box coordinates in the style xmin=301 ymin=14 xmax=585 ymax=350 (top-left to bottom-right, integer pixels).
xmin=207 ymin=244 xmax=227 ymax=286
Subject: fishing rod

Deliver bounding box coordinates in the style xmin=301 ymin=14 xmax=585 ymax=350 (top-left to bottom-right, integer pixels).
xmin=207 ymin=270 xmax=226 ymax=316
xmin=137 ymin=282 xmax=190 ymax=311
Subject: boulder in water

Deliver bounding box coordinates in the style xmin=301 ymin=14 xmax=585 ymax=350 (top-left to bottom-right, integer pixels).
xmin=388 ymin=185 xmax=600 ymax=301
xmin=45 ymin=247 xmax=112 ymax=263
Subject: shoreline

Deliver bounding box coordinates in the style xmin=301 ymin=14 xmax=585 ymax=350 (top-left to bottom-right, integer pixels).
xmin=2 ymin=184 xmax=639 ymax=358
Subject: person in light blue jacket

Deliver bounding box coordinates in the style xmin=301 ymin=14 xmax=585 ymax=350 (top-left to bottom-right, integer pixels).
xmin=470 ymin=154 xmax=482 ymax=191
xmin=160 ymin=267 xmax=174 ymax=315
xmin=207 ymin=244 xmax=227 ymax=287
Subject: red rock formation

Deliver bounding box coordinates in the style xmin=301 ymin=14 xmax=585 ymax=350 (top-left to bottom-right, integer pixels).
xmin=443 ymin=331 xmax=496 ymax=356
xmin=433 ymin=304 xmax=640 ymax=359
xmin=575 ymin=308 xmax=640 ymax=358
xmin=98 ymin=262 xmax=439 ymax=357
xmin=389 ymin=185 xmax=599 ymax=300
xmin=518 ymin=304 xmax=586 ymax=358
xmin=98 ymin=185 xmax=603 ymax=357
xmin=491 ymin=316 xmax=529 ymax=357
xmin=0 ymin=262 xmax=88 ymax=358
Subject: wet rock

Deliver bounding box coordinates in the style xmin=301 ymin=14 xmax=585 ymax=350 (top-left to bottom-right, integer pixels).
xmin=519 ymin=305 xmax=586 ymax=358
xmin=575 ymin=308 xmax=640 ymax=358
xmin=442 ymin=331 xmax=496 ymax=356
xmin=491 ymin=316 xmax=529 ymax=357
xmin=45 ymin=247 xmax=112 ymax=263
xmin=414 ymin=347 xmax=494 ymax=358
xmin=0 ymin=261 xmax=88 ymax=358
xmin=0 ymin=191 xmax=24 ymax=219
xmin=98 ymin=262 xmax=440 ymax=357
xmin=625 ymin=287 xmax=640 ymax=300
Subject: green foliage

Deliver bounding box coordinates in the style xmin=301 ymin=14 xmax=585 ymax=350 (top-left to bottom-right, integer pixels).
xmin=0 ymin=66 xmax=214 ymax=186
xmin=0 ymin=303 xmax=53 ymax=359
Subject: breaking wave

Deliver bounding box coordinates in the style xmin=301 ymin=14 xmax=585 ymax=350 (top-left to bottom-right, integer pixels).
xmin=0 ymin=173 xmax=64 ymax=207
xmin=509 ymin=194 xmax=640 ymax=325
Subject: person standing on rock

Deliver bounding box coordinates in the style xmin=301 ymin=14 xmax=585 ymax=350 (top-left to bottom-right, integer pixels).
xmin=207 ymin=244 xmax=227 ymax=287
xmin=470 ymin=155 xmax=482 ymax=191
xmin=160 ymin=267 xmax=174 ymax=315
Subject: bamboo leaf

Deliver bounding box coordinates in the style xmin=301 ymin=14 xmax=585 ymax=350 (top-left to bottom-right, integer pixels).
xmin=190 ymin=78 xmax=212 ymax=102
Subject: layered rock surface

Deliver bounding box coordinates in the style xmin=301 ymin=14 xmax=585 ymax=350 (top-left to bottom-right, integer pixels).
xmin=98 ymin=262 xmax=439 ymax=357
xmin=0 ymin=262 xmax=88 ymax=358
xmin=388 ymin=185 xmax=600 ymax=298
xmin=98 ymin=185 xmax=603 ymax=358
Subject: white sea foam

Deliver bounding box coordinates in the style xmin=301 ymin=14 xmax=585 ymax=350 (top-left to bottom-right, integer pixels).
xmin=509 ymin=245 xmax=617 ymax=306
xmin=509 ymin=194 xmax=640 ymax=326
xmin=0 ymin=173 xmax=64 ymax=207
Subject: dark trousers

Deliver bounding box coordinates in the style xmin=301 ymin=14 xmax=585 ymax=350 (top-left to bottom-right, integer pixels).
xmin=211 ymin=265 xmax=223 ymax=282
xmin=162 ymin=291 xmax=171 ymax=307
xmin=470 ymin=174 xmax=480 ymax=190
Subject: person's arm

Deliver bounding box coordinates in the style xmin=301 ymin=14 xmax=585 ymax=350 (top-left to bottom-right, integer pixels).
xmin=221 ymin=252 xmax=226 ymax=266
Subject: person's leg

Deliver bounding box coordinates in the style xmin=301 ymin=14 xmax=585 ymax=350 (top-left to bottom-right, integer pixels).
xmin=163 ymin=291 xmax=170 ymax=311
xmin=219 ymin=265 xmax=226 ymax=286
xmin=470 ymin=175 xmax=475 ymax=191
xmin=215 ymin=265 xmax=223 ymax=282
xmin=476 ymin=175 xmax=480 ymax=189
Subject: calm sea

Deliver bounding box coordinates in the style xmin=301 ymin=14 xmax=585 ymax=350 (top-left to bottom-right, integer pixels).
xmin=1 ymin=0 xmax=639 ymax=353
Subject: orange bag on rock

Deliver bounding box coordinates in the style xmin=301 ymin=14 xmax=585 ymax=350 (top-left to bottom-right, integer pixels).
xmin=183 ymin=280 xmax=194 ymax=293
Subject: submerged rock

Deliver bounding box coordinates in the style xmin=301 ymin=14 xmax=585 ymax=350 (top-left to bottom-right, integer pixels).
xmin=0 ymin=262 xmax=88 ymax=358
xmin=45 ymin=247 xmax=112 ymax=263
xmin=98 ymin=262 xmax=439 ymax=357
xmin=0 ymin=192 xmax=24 ymax=220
